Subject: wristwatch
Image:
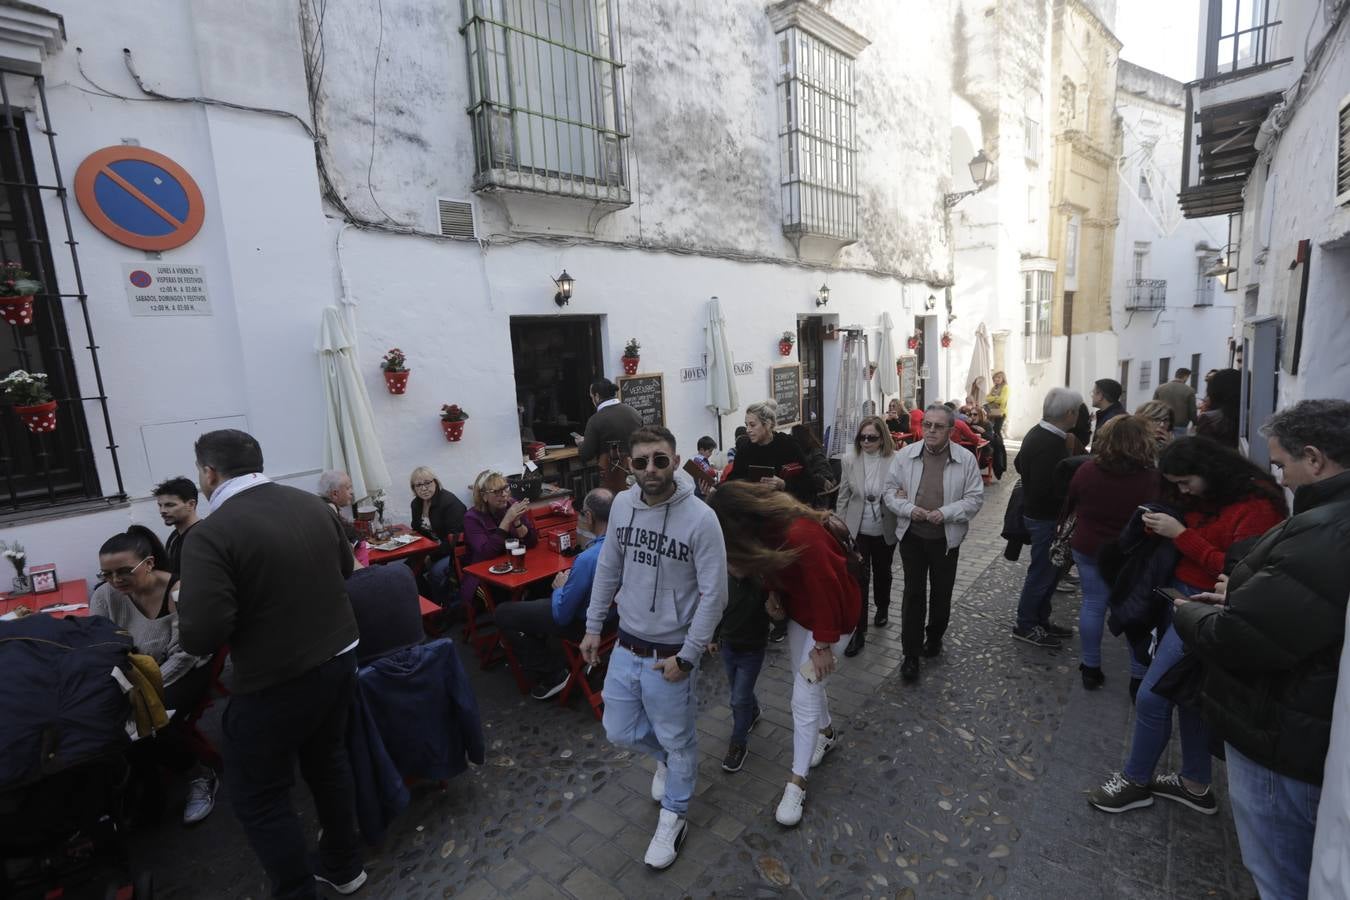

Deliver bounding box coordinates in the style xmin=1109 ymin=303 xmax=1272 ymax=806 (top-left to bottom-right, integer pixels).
xmin=675 ymin=657 xmax=693 ymax=672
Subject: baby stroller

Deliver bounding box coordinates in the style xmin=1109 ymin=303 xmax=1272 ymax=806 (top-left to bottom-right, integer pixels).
xmin=0 ymin=614 xmax=155 ymax=899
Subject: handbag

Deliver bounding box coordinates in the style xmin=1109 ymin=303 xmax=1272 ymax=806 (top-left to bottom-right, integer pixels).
xmin=1049 ymin=514 xmax=1076 ymax=568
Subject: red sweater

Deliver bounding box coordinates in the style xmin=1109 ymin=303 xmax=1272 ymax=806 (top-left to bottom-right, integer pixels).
xmin=1066 ymin=462 xmax=1159 ymax=557
xmin=771 ymin=518 xmax=861 ymax=643
xmin=1172 ymin=493 xmax=1287 ymax=588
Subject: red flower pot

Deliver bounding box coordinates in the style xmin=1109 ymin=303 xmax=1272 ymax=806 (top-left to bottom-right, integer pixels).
xmin=907 ymin=337 xmax=920 ymax=350
xmin=0 ymin=295 xmax=34 ymax=327
xmin=778 ymin=341 xmax=794 ymax=357
xmin=941 ymin=335 xmax=953 ymax=348
xmin=384 ymin=370 xmax=410 ymax=394
xmin=621 ymin=356 xmax=640 ymax=375
xmin=14 ymin=399 xmax=57 ymax=433
xmin=441 ymin=419 xmax=465 ymax=442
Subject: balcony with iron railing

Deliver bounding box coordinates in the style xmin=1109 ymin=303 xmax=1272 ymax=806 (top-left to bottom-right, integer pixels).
xmin=1126 ymin=279 xmax=1167 ymax=310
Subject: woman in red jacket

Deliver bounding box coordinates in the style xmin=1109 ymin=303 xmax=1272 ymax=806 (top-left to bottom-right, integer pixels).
xmin=707 ymin=482 xmax=860 ymax=829
xmin=1089 ymin=437 xmax=1286 ymax=817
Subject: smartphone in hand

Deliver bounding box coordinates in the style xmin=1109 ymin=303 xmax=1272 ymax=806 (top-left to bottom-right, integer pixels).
xmin=1153 ymin=587 xmax=1188 ymax=604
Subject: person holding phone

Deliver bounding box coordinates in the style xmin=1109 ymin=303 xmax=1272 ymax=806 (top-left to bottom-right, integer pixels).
xmin=1089 ymin=437 xmax=1286 ymax=817
xmin=707 ymin=481 xmax=859 ymax=829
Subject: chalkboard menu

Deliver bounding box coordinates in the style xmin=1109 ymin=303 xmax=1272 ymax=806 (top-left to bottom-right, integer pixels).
xmin=769 ymin=363 xmax=801 ymax=426
xmin=618 ymin=372 xmax=665 ymax=426
xmin=897 ymin=354 xmax=918 ymax=403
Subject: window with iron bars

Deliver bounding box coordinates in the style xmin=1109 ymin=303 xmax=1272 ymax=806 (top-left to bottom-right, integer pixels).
xmin=460 ymin=0 xmax=629 ymax=204
xmin=776 ymin=26 xmax=858 ymax=243
xmin=1195 ymin=254 xmax=1218 ymax=306
xmin=0 ymin=75 xmax=124 ymax=516
xmin=1023 ymin=270 xmax=1053 ymax=363
xmin=1139 ymin=360 xmax=1153 ymax=392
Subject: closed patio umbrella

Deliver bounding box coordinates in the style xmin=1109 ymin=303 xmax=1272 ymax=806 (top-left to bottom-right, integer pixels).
xmin=705 ymin=297 xmax=739 ymax=448
xmin=967 ymin=322 xmax=993 ymax=406
xmin=318 ymin=306 xmax=391 ymax=503
xmin=877 ymin=310 xmax=899 ymax=398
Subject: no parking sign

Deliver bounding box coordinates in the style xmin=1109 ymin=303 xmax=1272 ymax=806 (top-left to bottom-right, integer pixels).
xmin=74 ymin=146 xmax=205 ymax=251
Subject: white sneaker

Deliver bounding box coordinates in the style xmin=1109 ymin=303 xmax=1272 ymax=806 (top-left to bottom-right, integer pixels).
xmin=775 ymin=782 xmax=805 ymax=827
xmin=650 ymin=761 xmax=668 ymax=802
xmin=643 ymin=808 xmax=687 ymax=869
xmin=182 ymin=769 xmax=218 ymax=825
xmin=809 ymin=729 xmax=836 ymax=769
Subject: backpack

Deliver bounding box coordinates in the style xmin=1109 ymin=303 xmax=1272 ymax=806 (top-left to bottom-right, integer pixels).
xmin=820 ymin=513 xmax=866 ymax=586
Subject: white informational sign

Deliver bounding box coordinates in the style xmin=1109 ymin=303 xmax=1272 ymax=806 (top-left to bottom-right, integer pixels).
xmin=734 ymin=361 xmax=754 ymax=376
xmin=123 ymin=263 xmax=211 ymax=316
xmin=680 ymin=366 xmax=707 ymax=383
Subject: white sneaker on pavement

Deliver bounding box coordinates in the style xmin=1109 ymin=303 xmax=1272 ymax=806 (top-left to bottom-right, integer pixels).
xmin=643 ymin=808 xmax=687 ymax=869
xmin=775 ymin=782 xmax=806 ymax=827
xmin=809 ymin=729 xmax=836 ymax=768
xmin=650 ymin=761 xmax=668 ymax=802
xmin=182 ymin=769 xmax=218 ymax=825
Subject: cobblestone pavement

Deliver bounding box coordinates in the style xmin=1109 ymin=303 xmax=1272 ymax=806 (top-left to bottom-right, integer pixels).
xmin=130 ymin=474 xmax=1255 ymax=898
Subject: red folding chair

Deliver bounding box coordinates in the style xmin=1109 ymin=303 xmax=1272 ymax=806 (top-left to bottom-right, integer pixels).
xmin=557 ymin=631 xmax=618 ymax=721
xmin=183 ymin=645 xmax=231 ymax=770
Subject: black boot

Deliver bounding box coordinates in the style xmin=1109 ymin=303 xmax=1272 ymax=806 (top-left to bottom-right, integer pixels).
xmin=844 ymin=631 xmax=864 ymax=658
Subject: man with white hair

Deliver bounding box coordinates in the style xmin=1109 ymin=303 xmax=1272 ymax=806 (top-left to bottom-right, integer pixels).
xmin=1011 ymin=387 xmax=1083 ymax=648
xmin=318 ymin=470 xmax=357 ymax=539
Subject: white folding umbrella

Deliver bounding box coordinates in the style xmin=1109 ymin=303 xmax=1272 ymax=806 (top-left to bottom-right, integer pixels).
xmin=877 ymin=310 xmax=899 ymax=397
xmin=317 ymin=306 xmax=391 ymax=503
xmin=967 ymin=322 xmax=994 ymax=406
xmin=705 ymin=297 xmax=739 ymax=447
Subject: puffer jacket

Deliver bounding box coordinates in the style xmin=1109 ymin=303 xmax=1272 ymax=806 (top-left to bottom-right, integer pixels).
xmin=1173 ymin=471 xmax=1350 ymax=785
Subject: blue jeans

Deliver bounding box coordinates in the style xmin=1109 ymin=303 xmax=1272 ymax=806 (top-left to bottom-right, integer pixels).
xmin=1226 ymin=743 xmax=1321 ymax=900
xmin=601 ymin=645 xmax=699 ymax=815
xmin=720 ymin=644 xmax=765 ymax=746
xmin=1074 ymin=551 xmax=1147 ymax=679
xmin=1122 ymin=600 xmax=1212 ymax=786
xmin=425 ymin=555 xmax=455 ymax=607
xmin=1015 ymin=517 xmax=1059 ymax=631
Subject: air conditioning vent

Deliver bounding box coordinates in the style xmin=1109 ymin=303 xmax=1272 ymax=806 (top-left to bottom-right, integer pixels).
xmin=437 ymin=199 xmax=475 ymax=238
xmin=1337 ymin=93 xmax=1350 ymax=206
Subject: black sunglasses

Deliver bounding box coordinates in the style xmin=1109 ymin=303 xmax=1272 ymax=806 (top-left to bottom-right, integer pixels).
xmin=630 ymin=454 xmax=672 ymax=471
xmin=860 ymin=433 xmax=881 ymax=443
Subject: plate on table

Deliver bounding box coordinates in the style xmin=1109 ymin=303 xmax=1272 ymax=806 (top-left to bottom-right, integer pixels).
xmin=488 ymin=563 xmax=513 ymax=575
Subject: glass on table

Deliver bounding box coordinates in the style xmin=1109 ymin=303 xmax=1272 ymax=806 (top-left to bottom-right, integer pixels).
xmin=510 ymin=547 xmax=526 ymax=574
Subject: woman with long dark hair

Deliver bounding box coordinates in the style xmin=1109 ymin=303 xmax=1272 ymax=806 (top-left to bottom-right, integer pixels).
xmin=834 ymin=416 xmax=897 ymax=657
xmin=1062 ymin=415 xmax=1158 ymax=690
xmin=707 ymin=482 xmax=859 ymax=829
xmin=91 ymin=525 xmax=217 ymax=825
xmin=1196 ymin=368 xmax=1241 ymax=447
xmin=1089 ymin=437 xmax=1286 ymax=816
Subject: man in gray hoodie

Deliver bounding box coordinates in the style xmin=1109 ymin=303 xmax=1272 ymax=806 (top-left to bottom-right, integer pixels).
xmin=581 ymin=425 xmax=728 ymax=871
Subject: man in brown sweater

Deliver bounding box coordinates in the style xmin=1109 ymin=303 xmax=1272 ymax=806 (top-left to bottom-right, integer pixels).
xmin=179 ymin=429 xmax=365 ymax=899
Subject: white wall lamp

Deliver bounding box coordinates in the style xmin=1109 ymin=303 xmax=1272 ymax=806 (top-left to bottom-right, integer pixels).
xmin=943 ymin=149 xmax=994 ymax=209
xmin=553 ymin=270 xmax=575 ymax=307
xmin=816 ymin=283 xmax=830 ymax=307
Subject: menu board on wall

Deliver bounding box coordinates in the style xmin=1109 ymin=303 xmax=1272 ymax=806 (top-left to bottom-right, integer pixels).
xmin=769 ymin=363 xmax=801 ymax=427
xmin=897 ymin=354 xmax=919 ymax=403
xmin=618 ymin=372 xmax=665 ymax=426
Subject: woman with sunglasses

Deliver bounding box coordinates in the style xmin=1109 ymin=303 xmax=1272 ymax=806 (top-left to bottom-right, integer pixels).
xmin=90 ymin=525 xmax=217 ymax=826
xmin=706 ymin=481 xmax=859 ymax=828
xmin=834 ymin=416 xmax=898 ymax=657
xmin=409 ymin=466 xmax=468 ymax=605
xmin=1089 ymin=437 xmax=1286 ymax=816
xmin=460 ymin=470 xmax=539 ymax=609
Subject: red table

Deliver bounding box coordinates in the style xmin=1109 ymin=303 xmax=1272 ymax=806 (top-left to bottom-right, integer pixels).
xmin=368 ymin=535 xmax=437 ymax=567
xmin=0 ymin=578 xmax=91 ymax=618
xmin=464 ymin=545 xmax=574 ymax=691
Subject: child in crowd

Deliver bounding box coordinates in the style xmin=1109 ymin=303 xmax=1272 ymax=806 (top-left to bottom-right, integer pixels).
xmin=691 ymin=435 xmax=718 ymax=500
xmin=725 ymin=426 xmax=749 ymax=466
xmin=710 ymin=573 xmax=770 ymax=774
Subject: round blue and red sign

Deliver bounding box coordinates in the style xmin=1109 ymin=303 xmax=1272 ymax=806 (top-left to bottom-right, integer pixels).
xmin=74 ymin=146 xmax=205 ymax=252
xmin=128 ymin=269 xmax=152 ymax=288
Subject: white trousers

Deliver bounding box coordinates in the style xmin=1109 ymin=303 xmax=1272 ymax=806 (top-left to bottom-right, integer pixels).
xmin=787 ymin=619 xmax=851 ymax=778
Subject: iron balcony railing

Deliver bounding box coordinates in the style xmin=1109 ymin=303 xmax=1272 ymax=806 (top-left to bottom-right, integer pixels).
xmin=1126 ymin=278 xmax=1167 ymax=310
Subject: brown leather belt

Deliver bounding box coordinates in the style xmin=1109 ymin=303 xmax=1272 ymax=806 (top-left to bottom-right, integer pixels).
xmin=617 ymin=629 xmax=682 ymax=659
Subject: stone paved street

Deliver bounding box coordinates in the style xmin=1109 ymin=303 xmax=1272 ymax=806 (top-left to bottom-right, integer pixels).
xmin=130 ymin=473 xmax=1255 ymax=898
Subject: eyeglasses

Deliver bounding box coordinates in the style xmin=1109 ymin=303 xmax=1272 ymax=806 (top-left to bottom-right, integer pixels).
xmin=99 ymin=557 xmax=150 ymax=581
xmin=485 ymin=485 xmax=511 ymax=496
xmin=630 ymin=454 xmax=672 ymax=471
xmin=412 ymin=480 xmax=436 ymax=490
xmin=860 ymin=434 xmax=881 ymax=443
xmin=922 ymin=422 xmax=951 ymax=431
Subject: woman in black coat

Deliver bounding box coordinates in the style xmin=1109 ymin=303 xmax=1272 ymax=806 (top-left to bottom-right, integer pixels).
xmin=409 ymin=466 xmax=467 ymax=604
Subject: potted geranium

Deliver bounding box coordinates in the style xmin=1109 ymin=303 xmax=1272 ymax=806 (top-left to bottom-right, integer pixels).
xmin=621 ymin=338 xmax=641 ymax=375
xmin=906 ymin=331 xmax=922 ymax=351
xmin=778 ymin=330 xmax=795 ymax=357
xmin=0 ymin=262 xmax=42 ymax=327
xmin=440 ymin=403 xmax=469 ymax=442
xmin=1 ymin=369 xmax=57 ymax=433
xmin=940 ymin=331 xmax=953 ymax=348
xmin=381 ymin=348 xmax=410 ymax=394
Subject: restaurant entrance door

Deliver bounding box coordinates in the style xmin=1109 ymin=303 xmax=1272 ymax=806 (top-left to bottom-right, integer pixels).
xmin=510 ymin=316 xmax=603 ymax=446
xmin=797 ymin=316 xmax=825 ymax=442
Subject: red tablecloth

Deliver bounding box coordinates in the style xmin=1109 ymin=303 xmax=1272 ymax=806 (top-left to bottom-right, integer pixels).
xmin=0 ymin=578 xmax=91 ymax=618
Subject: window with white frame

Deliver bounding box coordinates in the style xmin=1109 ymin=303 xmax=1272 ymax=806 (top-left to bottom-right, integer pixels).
xmin=1224 ymin=212 xmax=1242 ymax=292
xmin=1195 ymin=253 xmax=1218 ymax=305
xmin=1023 ymin=270 xmax=1053 ymax=363
xmin=461 ymin=0 xmax=629 ymax=203
xmin=1139 ymin=360 xmax=1153 ymax=392
xmin=773 ymin=22 xmax=861 ymax=244
xmin=1024 ymin=116 xmax=1040 ymax=164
